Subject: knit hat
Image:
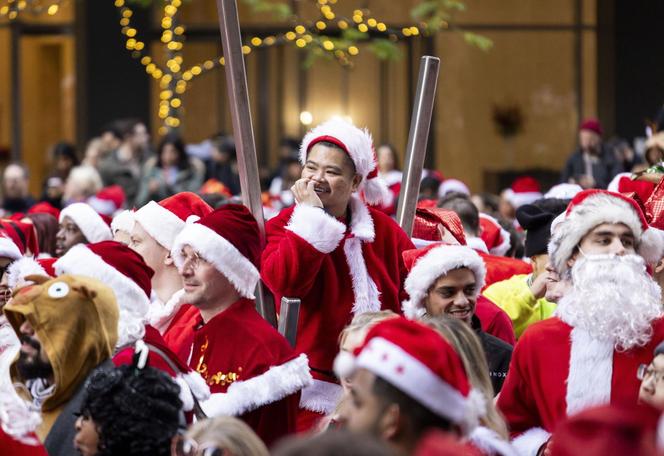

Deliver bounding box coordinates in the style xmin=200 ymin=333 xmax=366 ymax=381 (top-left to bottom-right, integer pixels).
xmin=334 ymin=317 xmax=484 ymax=432
xmin=412 ymin=208 xmax=467 ymax=248
xmin=478 ymin=214 xmax=511 ymax=256
xmin=503 ymin=176 xmax=543 ymax=209
xmin=87 ymin=185 xmax=126 ymax=216
xmin=54 ymin=241 xmax=154 ymax=320
xmin=517 ymin=204 xmax=559 ymax=257
xmin=544 ymin=183 xmax=583 ymax=200
xmin=171 ymin=204 xmax=261 ymax=299
xmin=579 ymin=118 xmax=603 ymax=136
xmin=401 ymin=243 xmax=486 ymax=319
xmin=59 ymin=202 xmax=112 ymax=243
xmin=300 ymin=117 xmax=389 ymax=205
xmin=548 ymin=189 xmax=664 ymax=274
xmin=133 ymin=192 xmax=212 ymax=251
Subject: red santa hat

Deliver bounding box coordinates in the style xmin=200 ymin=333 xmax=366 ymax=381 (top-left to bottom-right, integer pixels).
xmin=0 ymin=220 xmax=39 ymax=258
xmin=300 ymin=117 xmax=389 ymax=205
xmin=54 ymin=240 xmax=154 ymax=319
xmin=0 ymin=229 xmax=23 ymax=261
xmin=87 ymin=185 xmax=126 ymax=216
xmin=111 ymin=209 xmax=135 ymax=236
xmin=401 ymin=243 xmax=486 ymax=319
xmin=437 ymin=178 xmax=470 ymax=198
xmin=607 ymin=173 xmax=655 ymax=203
xmin=59 ymin=202 xmax=112 ymax=243
xmin=478 ymin=214 xmax=511 ymax=256
xmin=548 ymin=189 xmax=664 ymax=274
xmin=27 ymin=201 xmax=60 ymax=220
xmin=412 ymin=208 xmax=467 ymax=248
xmin=334 ymin=317 xmax=484 ymax=432
xmin=171 ymin=204 xmax=260 ymax=300
xmin=7 ymin=257 xmax=56 ymax=289
xmin=579 ymin=118 xmax=603 ymax=136
xmin=503 ymin=176 xmax=543 ymax=209
xmin=133 ymin=192 xmax=212 ymax=251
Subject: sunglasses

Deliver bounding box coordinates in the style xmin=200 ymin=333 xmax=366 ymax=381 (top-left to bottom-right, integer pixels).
xmin=173 ymin=436 xmax=226 ymax=456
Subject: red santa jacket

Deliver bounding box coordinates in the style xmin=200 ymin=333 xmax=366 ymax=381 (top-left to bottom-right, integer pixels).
xmin=478 ymin=252 xmax=532 ymax=289
xmin=261 ymin=197 xmax=414 ymax=414
xmin=163 ymin=304 xmax=200 ymax=362
xmin=496 ymin=316 xmax=664 ymax=456
xmin=188 ymin=299 xmax=311 ymax=447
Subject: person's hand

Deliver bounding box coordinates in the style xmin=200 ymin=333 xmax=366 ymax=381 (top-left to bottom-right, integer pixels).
xmin=634 ymin=172 xmax=664 ymax=184
xmin=291 ymin=178 xmax=323 ymax=208
xmin=529 ymin=271 xmax=549 ymax=300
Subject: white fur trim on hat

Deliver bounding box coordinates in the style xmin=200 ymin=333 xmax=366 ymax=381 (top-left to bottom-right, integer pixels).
xmin=544 ymin=183 xmax=582 ymax=200
xmin=60 ymin=203 xmax=112 ymax=243
xmin=480 ymin=213 xmax=511 ymax=256
xmin=355 ymin=336 xmax=480 ymax=430
xmin=504 ymin=189 xmax=543 ymax=209
xmin=0 ymin=237 xmax=22 ymax=261
xmin=111 ymin=210 xmax=135 ymax=235
xmin=402 ymin=245 xmax=486 ymax=319
xmin=300 ymin=117 xmax=388 ymax=205
xmin=286 ymin=204 xmax=345 ymax=254
xmin=469 ymin=426 xmax=518 ymax=456
xmin=171 ymin=223 xmax=260 ymax=299
xmin=7 ymin=257 xmax=47 ymax=289
xmin=200 ymin=354 xmax=312 ymax=417
xmin=133 ymin=200 xmax=185 ymax=250
xmin=54 ymin=245 xmax=148 ymax=347
xmin=548 ymin=192 xmax=664 ymax=273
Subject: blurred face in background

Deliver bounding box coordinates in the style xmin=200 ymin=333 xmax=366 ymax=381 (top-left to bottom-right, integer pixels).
xmin=3 ymin=165 xmax=29 ymax=199
xmin=579 ymin=129 xmax=601 ymax=154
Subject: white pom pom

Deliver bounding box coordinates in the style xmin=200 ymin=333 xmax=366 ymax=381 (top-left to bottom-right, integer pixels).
xmin=640 ymin=227 xmax=664 ymax=266
xmin=333 ymin=351 xmax=356 ymax=379
xmin=175 ymin=374 xmax=195 ymax=411
xmin=182 ymin=370 xmax=210 ymax=401
xmin=362 ymin=177 xmax=390 ymax=206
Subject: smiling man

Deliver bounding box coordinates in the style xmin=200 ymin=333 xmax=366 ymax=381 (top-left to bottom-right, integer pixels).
xmin=261 ymin=118 xmax=414 ymax=429
xmin=401 ymin=243 xmax=512 ymax=394
xmin=497 ymin=190 xmax=664 ymax=455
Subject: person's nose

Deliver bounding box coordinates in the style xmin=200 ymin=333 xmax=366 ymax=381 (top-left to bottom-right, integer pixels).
xmin=453 ymin=292 xmax=469 ymax=306
xmin=610 ymin=237 xmax=627 ymax=256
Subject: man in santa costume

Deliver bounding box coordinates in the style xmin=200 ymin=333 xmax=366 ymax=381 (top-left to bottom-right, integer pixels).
xmin=130 ymin=191 xmax=212 ymax=358
xmin=401 ymin=243 xmax=512 ymax=394
xmin=53 ymin=240 xmax=209 ymax=417
xmin=55 ymin=202 xmax=112 ymax=257
xmin=413 ymin=205 xmax=516 ymax=346
xmin=261 ymin=117 xmax=414 ymax=428
xmin=335 ymin=317 xmax=484 ymax=455
xmin=171 ymin=204 xmax=312 ymax=446
xmin=498 ymin=176 xmax=543 ymax=226
xmin=497 ymin=189 xmax=664 ymax=455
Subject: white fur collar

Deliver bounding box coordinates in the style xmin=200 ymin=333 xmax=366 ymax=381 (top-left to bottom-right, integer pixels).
xmin=146 ymin=289 xmax=186 ymax=334
xmin=348 ymin=195 xmax=375 ymax=242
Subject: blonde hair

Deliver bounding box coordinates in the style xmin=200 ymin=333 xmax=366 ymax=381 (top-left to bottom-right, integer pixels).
xmin=338 ymin=310 xmax=397 ymax=349
xmin=65 ymin=165 xmax=103 ymax=200
xmin=422 ymin=315 xmax=509 ymax=439
xmin=185 ymin=416 xmax=268 ymax=456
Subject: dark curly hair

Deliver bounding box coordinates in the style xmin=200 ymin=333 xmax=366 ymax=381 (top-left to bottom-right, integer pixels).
xmin=80 ymin=364 xmax=183 ymax=456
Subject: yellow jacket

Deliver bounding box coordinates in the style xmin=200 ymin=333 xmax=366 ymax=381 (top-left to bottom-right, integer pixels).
xmin=482 ymin=274 xmax=556 ymax=338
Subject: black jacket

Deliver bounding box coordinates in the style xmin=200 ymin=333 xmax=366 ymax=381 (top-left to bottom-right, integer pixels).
xmin=472 ymin=315 xmax=512 ymax=395
xmin=560 ymin=145 xmax=622 ymax=189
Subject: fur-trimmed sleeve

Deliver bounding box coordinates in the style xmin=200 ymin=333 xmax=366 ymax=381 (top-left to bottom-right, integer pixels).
xmin=261 ymin=206 xmax=344 ymax=298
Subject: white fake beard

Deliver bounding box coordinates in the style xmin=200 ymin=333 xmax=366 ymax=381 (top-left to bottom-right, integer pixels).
xmin=556 ymin=253 xmax=663 ymax=351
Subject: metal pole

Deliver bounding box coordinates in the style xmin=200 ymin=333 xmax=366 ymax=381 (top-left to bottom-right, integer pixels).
xmin=215 ymin=0 xmax=276 ymax=327
xmin=396 ymin=56 xmax=440 ymax=236
xmin=10 ymin=21 xmax=21 ymax=162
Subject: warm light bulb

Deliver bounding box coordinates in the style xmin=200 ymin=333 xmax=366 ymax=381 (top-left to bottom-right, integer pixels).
xmin=299 ymin=111 xmax=313 ymax=126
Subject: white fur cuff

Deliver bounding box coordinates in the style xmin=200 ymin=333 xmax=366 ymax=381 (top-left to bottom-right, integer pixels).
xmin=286 ymin=204 xmax=345 ymax=254
xmin=511 ymin=427 xmax=551 ymax=456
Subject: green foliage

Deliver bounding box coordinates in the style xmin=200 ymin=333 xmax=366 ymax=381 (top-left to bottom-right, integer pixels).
xmin=463 ymin=32 xmax=493 ymax=51
xmin=369 ymin=39 xmax=402 ymax=60
xmin=242 ymin=0 xmax=292 ymax=21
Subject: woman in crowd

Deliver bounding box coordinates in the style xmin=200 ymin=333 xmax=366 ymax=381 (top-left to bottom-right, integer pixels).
xmin=135 ymin=134 xmax=205 ymax=208
xmin=173 ymin=416 xmax=268 ymax=456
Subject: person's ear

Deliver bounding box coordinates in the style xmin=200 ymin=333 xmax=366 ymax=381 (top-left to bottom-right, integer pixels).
xmin=351 ymin=174 xmax=362 ymax=192
xmin=379 ymin=403 xmax=401 ymax=441
xmin=655 ymin=259 xmax=664 ymax=274
xmin=164 ymin=252 xmax=174 ymax=266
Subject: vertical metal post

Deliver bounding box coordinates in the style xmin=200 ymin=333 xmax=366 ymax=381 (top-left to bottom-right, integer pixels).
xmin=396 ymin=56 xmax=440 ymax=236
xmin=215 ymin=0 xmax=276 ymax=327
xmin=10 ymin=21 xmax=22 ymax=162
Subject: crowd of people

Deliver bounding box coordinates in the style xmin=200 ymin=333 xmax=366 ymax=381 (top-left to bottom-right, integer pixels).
xmin=2 ymin=114 xmax=664 ymax=456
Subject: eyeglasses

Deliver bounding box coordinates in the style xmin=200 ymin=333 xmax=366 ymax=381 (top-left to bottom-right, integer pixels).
xmin=637 ymin=364 xmax=664 ymax=384
xmin=173 ymin=436 xmax=225 ymax=456
xmin=180 ymin=251 xmax=205 ymax=271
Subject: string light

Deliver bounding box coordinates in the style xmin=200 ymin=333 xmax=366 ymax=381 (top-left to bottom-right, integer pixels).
xmin=0 ymin=0 xmax=66 ymax=21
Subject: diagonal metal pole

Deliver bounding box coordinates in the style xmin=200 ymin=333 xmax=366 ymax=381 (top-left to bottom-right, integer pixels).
xmin=215 ymin=0 xmax=276 ymax=327
xmin=396 ymin=56 xmax=440 ymax=236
